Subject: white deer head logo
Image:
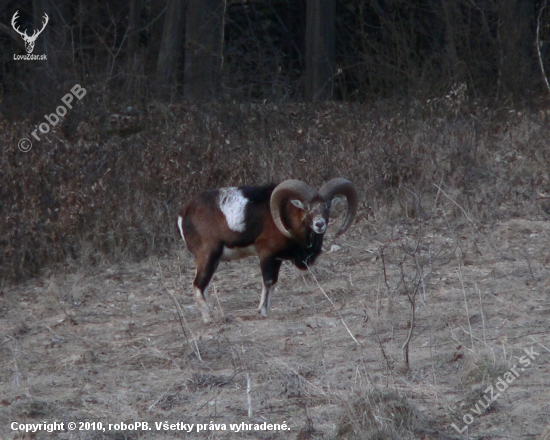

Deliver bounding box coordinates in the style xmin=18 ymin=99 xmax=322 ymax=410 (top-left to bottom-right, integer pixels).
xmin=11 ymin=11 xmax=49 ymax=54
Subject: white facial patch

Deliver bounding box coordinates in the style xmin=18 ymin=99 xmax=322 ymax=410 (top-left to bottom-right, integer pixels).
xmin=313 ymin=216 xmax=327 ymax=234
xmin=218 ymin=187 xmax=248 ymax=232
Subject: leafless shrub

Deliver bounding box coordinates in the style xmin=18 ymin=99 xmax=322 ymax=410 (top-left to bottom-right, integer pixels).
xmin=336 ymin=388 xmax=430 ymax=439
xmin=2 ymin=101 xmax=549 ymax=283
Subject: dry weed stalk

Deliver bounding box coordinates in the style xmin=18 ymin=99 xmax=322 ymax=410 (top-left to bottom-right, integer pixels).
xmin=344 ymin=251 xmax=392 ymax=378
xmin=476 ymin=282 xmax=487 ymax=346
xmin=147 ymin=374 xmax=186 ymax=412
xmin=540 ymin=424 xmax=550 ymax=440
xmin=212 ymin=282 xmax=226 ymax=321
xmin=156 ymin=259 xmax=202 ymax=362
xmin=246 ymin=372 xmax=252 ymax=418
xmin=305 ymin=262 xmax=358 ymax=345
xmin=457 ymin=260 xmax=476 ymax=355
xmin=433 ymin=183 xmax=478 ymax=230
xmin=398 ymin=240 xmax=434 ymax=368
xmin=401 ymin=285 xmax=418 ymax=368
xmin=537 ymin=1 xmax=550 ymax=97
xmin=5 ymin=336 xmax=21 ymax=387
xmin=530 ymin=338 xmax=550 ymax=355
xmin=309 ymin=292 xmax=331 ymax=398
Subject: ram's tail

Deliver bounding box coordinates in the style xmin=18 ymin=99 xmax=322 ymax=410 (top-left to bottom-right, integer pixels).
xmin=176 ymin=215 xmax=186 ymax=244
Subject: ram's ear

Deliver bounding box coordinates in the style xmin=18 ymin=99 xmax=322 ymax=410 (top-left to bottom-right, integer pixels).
xmin=330 ymin=196 xmax=343 ymax=207
xmin=290 ymin=199 xmax=306 ymax=210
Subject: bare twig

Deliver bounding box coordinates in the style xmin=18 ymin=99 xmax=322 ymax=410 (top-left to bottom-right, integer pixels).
xmin=537 ymin=1 xmax=550 ymax=96
xmin=305 ymin=263 xmax=359 ymax=345
xmin=147 ymin=374 xmax=185 ymax=412
xmin=459 ymin=326 xmax=496 ymax=355
xmin=350 ymin=255 xmax=392 ymax=378
xmin=433 ymin=183 xmax=478 ymax=230
xmin=530 ymin=337 xmax=550 ymax=354
xmin=457 ymin=260 xmax=475 ymax=354
xmin=212 ymin=282 xmax=226 ymax=320
xmin=6 ymin=336 xmax=20 ymax=387
xmin=157 ymin=260 xmax=202 ymax=362
xmin=247 ymin=373 xmax=252 ymax=418
xmin=401 ymin=284 xmax=419 ymax=368
xmin=0 ymin=23 xmax=26 ymax=50
xmin=194 ymin=388 xmax=224 ymax=416
xmin=310 ymin=293 xmax=332 ymax=399
xmin=379 ymin=244 xmax=392 ymax=295
xmin=475 ymin=282 xmax=487 ymax=345
xmin=523 ymin=248 xmax=536 ymax=281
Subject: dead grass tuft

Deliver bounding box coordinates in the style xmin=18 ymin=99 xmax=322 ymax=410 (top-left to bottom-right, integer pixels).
xmin=336 ymin=388 xmax=429 ymax=439
xmin=462 ymin=354 xmax=510 ymax=385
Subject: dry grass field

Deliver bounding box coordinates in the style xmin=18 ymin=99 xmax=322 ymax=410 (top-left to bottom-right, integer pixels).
xmin=1 ymin=201 xmax=550 ymax=439
xmin=2 ymin=102 xmax=550 ymax=439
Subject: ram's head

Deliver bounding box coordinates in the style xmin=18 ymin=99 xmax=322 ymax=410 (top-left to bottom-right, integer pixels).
xmin=270 ymin=178 xmax=358 ymax=240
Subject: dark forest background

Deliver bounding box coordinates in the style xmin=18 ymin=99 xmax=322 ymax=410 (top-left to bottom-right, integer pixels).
xmin=1 ymin=0 xmax=550 ymax=117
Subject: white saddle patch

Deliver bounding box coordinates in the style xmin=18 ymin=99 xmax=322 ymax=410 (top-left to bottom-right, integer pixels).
xmin=218 ymin=187 xmax=248 ymax=232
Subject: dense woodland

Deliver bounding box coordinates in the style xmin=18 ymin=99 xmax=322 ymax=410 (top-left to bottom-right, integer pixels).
xmin=1 ymin=0 xmax=550 ymax=118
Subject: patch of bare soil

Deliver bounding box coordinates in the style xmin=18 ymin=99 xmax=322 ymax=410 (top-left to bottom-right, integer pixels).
xmin=1 ymin=212 xmax=550 ymax=439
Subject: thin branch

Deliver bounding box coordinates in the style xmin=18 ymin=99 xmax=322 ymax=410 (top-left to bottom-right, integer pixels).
xmin=305 ymin=263 xmax=359 ymax=345
xmin=147 ymin=374 xmax=185 ymax=412
xmin=433 ymin=183 xmax=478 ymax=230
xmin=537 ymin=1 xmax=550 ymax=96
xmin=157 ymin=259 xmax=203 ymax=362
xmin=247 ymin=373 xmax=252 ymax=418
xmin=457 ymin=260 xmax=475 ymax=354
xmin=0 ymin=23 xmax=26 ymax=50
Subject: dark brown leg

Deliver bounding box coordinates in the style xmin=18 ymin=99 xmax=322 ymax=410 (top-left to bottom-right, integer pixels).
xmin=192 ymin=249 xmax=221 ymax=322
xmin=258 ymin=257 xmax=282 ymax=316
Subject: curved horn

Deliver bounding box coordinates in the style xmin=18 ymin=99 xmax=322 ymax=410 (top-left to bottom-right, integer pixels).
xmin=270 ymin=180 xmax=318 ymax=238
xmin=319 ymin=178 xmax=358 ymax=236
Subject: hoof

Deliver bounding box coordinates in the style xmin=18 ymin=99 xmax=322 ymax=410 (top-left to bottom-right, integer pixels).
xmin=200 ymin=307 xmax=212 ymax=323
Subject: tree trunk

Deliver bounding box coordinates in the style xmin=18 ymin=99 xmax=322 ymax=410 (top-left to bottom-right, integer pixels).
xmin=184 ymin=0 xmax=226 ymax=100
xmin=156 ymin=0 xmax=187 ymax=98
xmin=441 ymin=0 xmax=462 ymax=83
xmin=496 ymin=0 xmax=535 ymax=98
xmin=128 ymin=0 xmax=141 ymax=55
xmin=305 ymin=0 xmax=335 ymax=101
xmin=33 ymin=0 xmax=50 ymax=55
xmin=145 ymin=0 xmax=166 ymax=76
